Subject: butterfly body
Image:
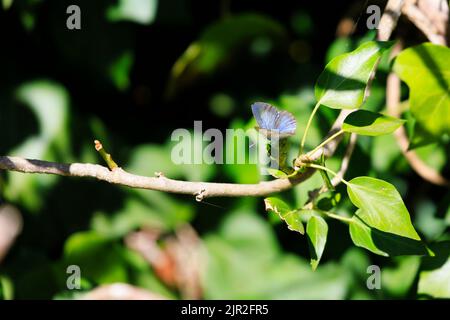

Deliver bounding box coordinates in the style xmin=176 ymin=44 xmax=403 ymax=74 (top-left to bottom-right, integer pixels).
xmin=251 ymin=102 xmax=297 ymax=139
xmin=251 ymin=102 xmax=297 ymax=173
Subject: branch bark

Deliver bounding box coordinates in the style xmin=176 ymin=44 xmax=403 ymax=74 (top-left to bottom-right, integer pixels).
xmin=402 ymin=0 xmax=448 ymax=45
xmin=379 ymin=0 xmax=405 ymax=41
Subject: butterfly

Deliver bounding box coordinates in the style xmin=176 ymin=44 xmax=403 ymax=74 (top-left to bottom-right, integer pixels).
xmin=251 ymin=102 xmax=297 ymax=139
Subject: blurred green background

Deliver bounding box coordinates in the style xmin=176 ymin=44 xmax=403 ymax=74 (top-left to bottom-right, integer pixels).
xmin=0 ymin=0 xmax=449 ymax=299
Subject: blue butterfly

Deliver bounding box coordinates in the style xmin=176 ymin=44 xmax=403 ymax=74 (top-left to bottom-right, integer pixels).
xmin=251 ymin=102 xmax=297 ymax=139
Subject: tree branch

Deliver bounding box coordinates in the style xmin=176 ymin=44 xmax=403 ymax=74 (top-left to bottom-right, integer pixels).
xmin=378 ymin=0 xmax=405 ymax=41
xmin=0 ymin=147 xmax=322 ymax=200
xmin=402 ymin=0 xmax=448 ymax=45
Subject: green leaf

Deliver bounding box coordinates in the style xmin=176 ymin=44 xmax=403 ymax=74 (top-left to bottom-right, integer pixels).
xmin=349 ymin=212 xmax=429 ymax=256
xmin=0 ymin=276 xmax=13 ymax=300
xmin=315 ymin=41 xmax=393 ymax=109
xmin=266 ymin=168 xmax=289 ymax=178
xmin=349 ymin=214 xmax=388 ymax=256
xmin=342 ymin=110 xmax=405 ymax=136
xmin=306 ymin=215 xmax=328 ymax=270
xmin=264 ymin=197 xmax=304 ymax=235
xmin=394 ymin=43 xmax=450 ymax=143
xmin=347 ymin=177 xmax=420 ymax=240
xmin=418 ymin=241 xmax=450 ymax=298
xmin=346 ymin=177 xmax=430 ymax=256
xmin=266 ymin=168 xmax=297 ymax=179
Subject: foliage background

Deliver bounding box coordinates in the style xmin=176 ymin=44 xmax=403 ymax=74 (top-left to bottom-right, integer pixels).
xmin=0 ymin=0 xmax=449 ymax=299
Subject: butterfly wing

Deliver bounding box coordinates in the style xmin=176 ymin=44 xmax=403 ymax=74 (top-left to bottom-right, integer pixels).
xmin=251 ymin=102 xmax=279 ymax=130
xmin=274 ymin=110 xmax=297 ymax=138
xmin=251 ymin=102 xmax=296 ymax=138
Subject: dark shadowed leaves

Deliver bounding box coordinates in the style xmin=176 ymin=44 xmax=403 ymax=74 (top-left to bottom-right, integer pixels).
xmin=349 ymin=213 xmax=429 ymax=256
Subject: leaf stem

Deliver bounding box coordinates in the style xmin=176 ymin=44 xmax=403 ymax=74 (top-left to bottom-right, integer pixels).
xmin=299 ymin=101 xmax=321 ymax=155
xmin=307 ymin=129 xmax=344 ymax=157
xmin=305 ymin=163 xmax=349 ymax=186
xmin=94 ymin=140 xmax=118 ymax=171
xmin=318 ymin=153 xmax=334 ymax=191
xmin=316 ymin=209 xmax=353 ymax=224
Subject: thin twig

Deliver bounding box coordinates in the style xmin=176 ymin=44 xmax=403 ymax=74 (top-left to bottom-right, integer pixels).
xmin=331 ymin=133 xmax=357 ymax=187
xmin=94 ymin=140 xmax=118 ymax=170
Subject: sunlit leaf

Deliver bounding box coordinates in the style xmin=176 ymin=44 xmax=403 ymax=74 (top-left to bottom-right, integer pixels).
xmin=342 ymin=110 xmax=405 ymax=136
xmin=394 ymin=43 xmax=450 ymax=144
xmin=266 ymin=168 xmax=296 ymax=179
xmin=315 ymin=41 xmax=392 ymax=109
xmin=347 ymin=177 xmax=430 ymax=256
xmin=349 ymin=214 xmax=388 ymax=256
xmin=347 ymin=177 xmax=421 ymax=240
xmin=264 ymin=197 xmax=304 ymax=235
